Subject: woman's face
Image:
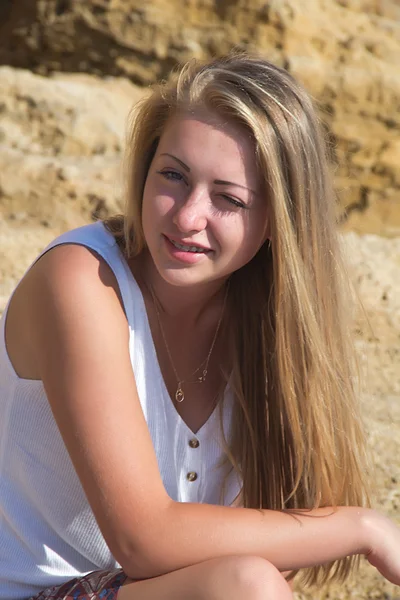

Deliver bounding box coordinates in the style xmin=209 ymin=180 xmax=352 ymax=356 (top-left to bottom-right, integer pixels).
xmin=141 ymin=111 xmax=269 ymax=289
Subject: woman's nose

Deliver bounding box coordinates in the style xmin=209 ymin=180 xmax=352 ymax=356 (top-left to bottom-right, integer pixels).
xmin=172 ymin=187 xmax=208 ymax=233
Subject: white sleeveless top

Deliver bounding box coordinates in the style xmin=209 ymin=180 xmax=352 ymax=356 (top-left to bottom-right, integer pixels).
xmin=0 ymin=222 xmax=241 ymax=600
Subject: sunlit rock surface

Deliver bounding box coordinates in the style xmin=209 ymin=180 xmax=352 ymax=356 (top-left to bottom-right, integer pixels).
xmin=1 ymin=0 xmax=400 ymax=234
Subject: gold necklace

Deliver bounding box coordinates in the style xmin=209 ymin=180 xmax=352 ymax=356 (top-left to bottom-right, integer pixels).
xmin=150 ymin=283 xmax=229 ymax=403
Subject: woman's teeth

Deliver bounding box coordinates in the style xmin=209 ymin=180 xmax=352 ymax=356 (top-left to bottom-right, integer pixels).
xmin=170 ymin=239 xmax=206 ymax=253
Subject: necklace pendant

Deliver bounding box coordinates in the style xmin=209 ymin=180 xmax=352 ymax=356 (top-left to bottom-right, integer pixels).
xmin=175 ymin=385 xmax=185 ymax=403
xmin=198 ymin=369 xmax=207 ymax=383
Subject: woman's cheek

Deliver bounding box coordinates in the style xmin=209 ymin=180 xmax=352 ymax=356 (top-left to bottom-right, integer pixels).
xmin=157 ymin=194 xmax=176 ymax=217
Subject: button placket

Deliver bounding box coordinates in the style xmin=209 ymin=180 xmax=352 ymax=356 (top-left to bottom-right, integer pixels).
xmin=184 ymin=435 xmax=202 ymax=500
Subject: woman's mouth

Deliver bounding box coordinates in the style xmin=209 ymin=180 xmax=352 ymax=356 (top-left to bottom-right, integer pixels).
xmin=168 ymin=238 xmax=209 ymax=253
xmin=163 ymin=235 xmax=212 ymax=263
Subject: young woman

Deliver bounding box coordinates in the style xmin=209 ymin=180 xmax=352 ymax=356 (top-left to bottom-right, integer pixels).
xmin=1 ymin=53 xmax=399 ymax=600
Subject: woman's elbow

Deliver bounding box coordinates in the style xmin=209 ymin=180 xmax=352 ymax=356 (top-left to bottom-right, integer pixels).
xmin=112 ymin=500 xmax=175 ymax=580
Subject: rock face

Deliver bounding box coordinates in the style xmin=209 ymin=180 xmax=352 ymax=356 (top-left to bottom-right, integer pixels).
xmin=0 ymin=66 xmax=142 ymax=306
xmin=0 ymin=65 xmax=399 ymax=599
xmin=1 ymin=0 xmax=400 ymax=235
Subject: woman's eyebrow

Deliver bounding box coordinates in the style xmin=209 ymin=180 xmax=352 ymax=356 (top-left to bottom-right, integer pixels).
xmin=159 ymin=152 xmax=256 ymax=195
xmin=159 ymin=153 xmax=190 ymax=172
xmin=214 ymin=180 xmax=257 ymax=195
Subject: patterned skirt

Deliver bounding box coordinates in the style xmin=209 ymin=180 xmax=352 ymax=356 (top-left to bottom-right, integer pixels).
xmin=30 ymin=569 xmax=128 ymax=600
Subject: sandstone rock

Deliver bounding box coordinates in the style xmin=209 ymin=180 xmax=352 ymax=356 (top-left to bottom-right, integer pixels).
xmin=0 ymin=66 xmax=142 ymax=303
xmin=0 ymin=67 xmax=140 ymax=157
xmin=0 ymin=0 xmax=399 ymax=234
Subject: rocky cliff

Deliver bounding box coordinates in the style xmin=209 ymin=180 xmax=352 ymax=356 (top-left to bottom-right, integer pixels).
xmin=1 ymin=0 xmax=400 ymax=235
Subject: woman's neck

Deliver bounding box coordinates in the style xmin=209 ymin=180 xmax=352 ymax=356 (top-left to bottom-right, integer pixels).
xmin=130 ymin=250 xmax=229 ymax=325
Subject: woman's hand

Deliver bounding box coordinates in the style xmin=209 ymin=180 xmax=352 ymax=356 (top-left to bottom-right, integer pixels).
xmin=364 ymin=511 xmax=400 ymax=585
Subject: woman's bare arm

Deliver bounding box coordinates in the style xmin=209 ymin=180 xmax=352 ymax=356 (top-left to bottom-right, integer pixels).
xmin=142 ymin=503 xmax=371 ymax=576
xmin=22 ymin=244 xmax=400 ymax=584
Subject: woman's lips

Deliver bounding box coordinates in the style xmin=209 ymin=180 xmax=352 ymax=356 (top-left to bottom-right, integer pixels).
xmin=163 ymin=235 xmax=212 ymax=263
xmin=165 ymin=235 xmax=212 ymax=252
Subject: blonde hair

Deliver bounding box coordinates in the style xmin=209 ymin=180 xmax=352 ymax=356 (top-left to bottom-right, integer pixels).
xmin=104 ymin=53 xmax=369 ymax=587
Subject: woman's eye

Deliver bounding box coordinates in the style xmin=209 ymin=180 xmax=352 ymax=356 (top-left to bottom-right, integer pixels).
xmin=221 ymin=195 xmax=246 ymax=209
xmin=158 ymin=170 xmax=184 ymax=182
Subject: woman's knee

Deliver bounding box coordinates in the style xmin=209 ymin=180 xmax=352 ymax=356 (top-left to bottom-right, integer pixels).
xmin=119 ymin=555 xmax=293 ymax=600
xmin=211 ymin=555 xmax=293 ymax=599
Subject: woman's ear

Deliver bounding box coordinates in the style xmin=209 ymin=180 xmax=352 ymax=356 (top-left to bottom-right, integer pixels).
xmin=262 ymin=212 xmax=272 ymax=244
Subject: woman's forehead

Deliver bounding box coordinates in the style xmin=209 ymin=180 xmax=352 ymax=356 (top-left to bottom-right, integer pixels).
xmin=156 ymin=112 xmax=260 ymax=184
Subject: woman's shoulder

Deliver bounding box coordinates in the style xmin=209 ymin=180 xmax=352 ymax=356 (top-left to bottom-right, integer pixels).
xmin=5 ymin=226 xmax=126 ymax=381
xmin=21 ymin=221 xmax=124 ymax=305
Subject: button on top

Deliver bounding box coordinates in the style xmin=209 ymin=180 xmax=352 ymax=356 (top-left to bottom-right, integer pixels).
xmin=189 ymin=438 xmax=200 ymax=448
xmin=186 ymin=471 xmax=198 ymax=482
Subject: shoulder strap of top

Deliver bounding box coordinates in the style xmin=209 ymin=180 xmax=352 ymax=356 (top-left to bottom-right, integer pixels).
xmin=41 ymin=221 xmax=136 ymax=320
xmin=0 ymin=221 xmax=137 ymax=379
xmin=1 ymin=222 xmax=137 ymax=344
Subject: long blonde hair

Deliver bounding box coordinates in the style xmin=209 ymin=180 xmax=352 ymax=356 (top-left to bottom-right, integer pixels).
xmin=105 ymin=53 xmax=369 ymax=587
